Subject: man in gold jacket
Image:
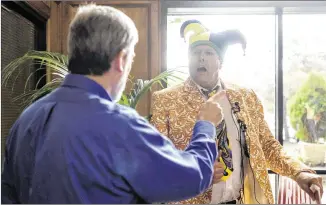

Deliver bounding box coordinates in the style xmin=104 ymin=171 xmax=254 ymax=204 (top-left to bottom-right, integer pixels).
xmin=150 ymin=20 xmax=323 ymax=204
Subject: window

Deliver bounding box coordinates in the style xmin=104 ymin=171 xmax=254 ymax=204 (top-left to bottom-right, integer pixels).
xmin=283 ymin=14 xmax=326 ymax=169
xmin=164 ymin=1 xmax=326 ymax=201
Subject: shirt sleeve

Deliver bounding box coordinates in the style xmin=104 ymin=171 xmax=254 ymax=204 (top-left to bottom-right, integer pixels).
xmin=1 ymin=123 xmax=19 ymax=204
xmin=252 ymin=90 xmax=310 ymax=179
xmin=117 ymin=115 xmax=218 ymax=203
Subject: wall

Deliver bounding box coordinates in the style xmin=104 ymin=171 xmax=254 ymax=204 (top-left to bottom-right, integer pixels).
xmin=46 ymin=1 xmax=161 ymax=116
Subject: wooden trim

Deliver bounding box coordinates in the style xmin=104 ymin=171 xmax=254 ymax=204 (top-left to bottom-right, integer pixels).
xmin=149 ymin=1 xmax=161 ymax=82
xmin=66 ymin=1 xmax=152 ymax=6
xmin=68 ymin=4 xmax=150 ymax=9
xmin=46 ymin=1 xmax=66 ymax=82
xmin=25 ymin=1 xmax=50 ymax=20
xmin=149 ymin=0 xmax=160 ymax=79
xmin=160 ymin=1 xmax=168 ymax=75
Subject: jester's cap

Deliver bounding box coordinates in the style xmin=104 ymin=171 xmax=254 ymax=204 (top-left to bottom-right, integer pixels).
xmin=180 ymin=20 xmax=247 ymax=59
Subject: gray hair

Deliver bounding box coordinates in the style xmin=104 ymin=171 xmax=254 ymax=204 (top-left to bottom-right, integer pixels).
xmin=67 ymin=4 xmax=138 ymax=75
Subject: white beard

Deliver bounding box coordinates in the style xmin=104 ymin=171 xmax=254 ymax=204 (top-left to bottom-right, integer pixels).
xmin=111 ymin=70 xmax=128 ymax=102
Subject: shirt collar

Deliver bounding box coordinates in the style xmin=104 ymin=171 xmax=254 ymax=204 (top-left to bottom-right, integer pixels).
xmin=61 ymin=74 xmax=112 ymax=101
xmin=191 ymin=77 xmax=222 ymax=92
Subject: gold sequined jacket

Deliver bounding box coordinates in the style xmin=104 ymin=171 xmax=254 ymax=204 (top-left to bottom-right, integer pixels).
xmin=150 ymin=78 xmax=311 ymax=204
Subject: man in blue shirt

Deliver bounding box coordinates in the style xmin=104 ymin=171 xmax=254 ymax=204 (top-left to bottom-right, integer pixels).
xmin=1 ymin=4 xmax=226 ymax=204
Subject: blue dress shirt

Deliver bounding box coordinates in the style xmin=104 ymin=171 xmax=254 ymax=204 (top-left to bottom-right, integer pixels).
xmin=1 ymin=74 xmax=218 ymax=204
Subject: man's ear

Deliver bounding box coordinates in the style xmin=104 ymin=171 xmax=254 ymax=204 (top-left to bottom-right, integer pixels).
xmin=112 ymin=50 xmax=127 ymax=73
xmin=217 ymin=57 xmax=223 ymax=70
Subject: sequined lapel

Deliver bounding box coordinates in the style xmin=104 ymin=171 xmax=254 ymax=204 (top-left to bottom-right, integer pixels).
xmin=225 ymin=85 xmax=273 ymax=204
xmin=225 ymin=87 xmax=248 ymax=125
xmin=182 ymin=78 xmax=205 ymax=111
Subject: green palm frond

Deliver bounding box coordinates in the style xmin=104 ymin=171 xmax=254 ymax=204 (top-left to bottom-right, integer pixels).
xmin=13 ymin=80 xmax=62 ymax=108
xmin=2 ymin=50 xmax=186 ymax=111
xmin=118 ymin=93 xmax=131 ymax=107
xmin=2 ymin=50 xmax=68 ymax=109
xmin=128 ymin=70 xmax=185 ymax=108
xmin=2 ymin=50 xmax=68 ymax=93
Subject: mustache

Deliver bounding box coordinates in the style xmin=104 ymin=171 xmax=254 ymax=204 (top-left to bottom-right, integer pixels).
xmin=197 ymin=67 xmax=207 ymax=72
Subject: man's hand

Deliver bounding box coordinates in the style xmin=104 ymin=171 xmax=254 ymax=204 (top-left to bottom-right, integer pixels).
xmin=296 ymin=172 xmax=323 ymax=204
xmin=212 ymin=161 xmax=224 ymax=184
xmin=197 ymin=90 xmax=225 ymax=126
xmin=212 ymin=150 xmax=224 ymax=184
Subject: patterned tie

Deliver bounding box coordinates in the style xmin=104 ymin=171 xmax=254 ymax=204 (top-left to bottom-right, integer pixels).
xmin=200 ymin=86 xmax=234 ymax=180
xmin=201 ymin=88 xmax=218 ymax=98
xmin=216 ymin=120 xmax=234 ymax=178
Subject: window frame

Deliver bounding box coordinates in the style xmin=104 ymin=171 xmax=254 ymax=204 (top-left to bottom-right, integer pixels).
xmin=161 ymin=0 xmax=326 ymax=201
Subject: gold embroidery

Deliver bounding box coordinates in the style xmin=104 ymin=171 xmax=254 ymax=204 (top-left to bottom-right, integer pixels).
xmin=150 ymin=77 xmax=312 ymax=204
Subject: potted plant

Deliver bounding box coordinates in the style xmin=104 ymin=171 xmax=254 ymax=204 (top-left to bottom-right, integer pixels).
xmin=288 ymin=73 xmax=326 ymax=166
xmin=2 ymin=50 xmax=183 ymax=120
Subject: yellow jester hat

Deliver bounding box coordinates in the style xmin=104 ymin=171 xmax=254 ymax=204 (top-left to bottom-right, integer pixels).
xmin=180 ymin=19 xmax=247 ymax=61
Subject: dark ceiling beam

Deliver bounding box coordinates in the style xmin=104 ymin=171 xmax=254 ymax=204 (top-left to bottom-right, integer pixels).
xmin=25 ymin=1 xmax=50 ymax=20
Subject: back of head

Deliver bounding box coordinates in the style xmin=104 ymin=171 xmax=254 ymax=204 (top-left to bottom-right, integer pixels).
xmin=67 ymin=4 xmax=138 ymax=76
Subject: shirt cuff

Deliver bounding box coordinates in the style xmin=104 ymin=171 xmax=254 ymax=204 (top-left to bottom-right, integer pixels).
xmin=194 ymin=120 xmax=216 ymax=139
xmin=292 ymin=169 xmax=317 ymax=181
